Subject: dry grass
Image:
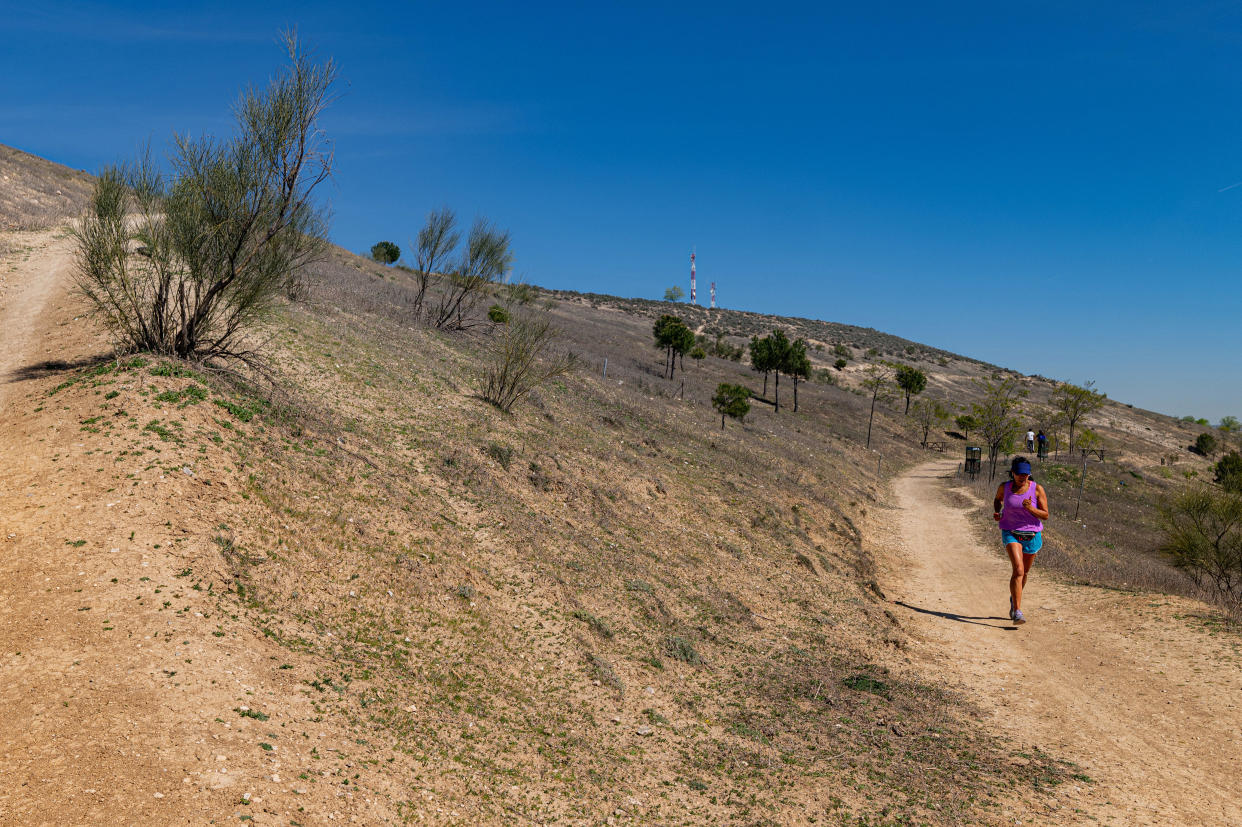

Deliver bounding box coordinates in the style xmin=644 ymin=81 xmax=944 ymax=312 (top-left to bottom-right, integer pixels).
xmin=16 ymin=241 xmax=1094 ymax=823
xmin=0 ymin=143 xmax=94 ymax=231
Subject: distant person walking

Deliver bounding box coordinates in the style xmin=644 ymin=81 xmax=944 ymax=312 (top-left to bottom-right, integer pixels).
xmin=993 ymin=457 xmax=1049 ymax=624
xmin=1026 ymin=429 xmax=1036 ymax=452
xmin=1036 ymin=430 xmax=1048 ymax=459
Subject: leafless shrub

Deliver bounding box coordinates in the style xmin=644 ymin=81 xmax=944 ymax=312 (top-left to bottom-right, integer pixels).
xmin=479 ymin=312 xmax=577 ymax=412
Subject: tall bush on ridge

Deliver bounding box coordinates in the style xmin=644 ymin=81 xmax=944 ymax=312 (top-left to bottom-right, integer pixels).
xmin=427 ymin=216 xmax=514 ymax=330
xmin=411 ymin=206 xmax=460 ymax=318
xmin=370 ymin=240 xmax=400 ymax=265
xmin=72 ymin=33 xmax=335 ymax=364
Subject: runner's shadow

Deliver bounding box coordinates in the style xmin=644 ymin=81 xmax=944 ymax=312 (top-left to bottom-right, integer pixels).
xmin=894 ymin=600 xmax=1017 ymax=630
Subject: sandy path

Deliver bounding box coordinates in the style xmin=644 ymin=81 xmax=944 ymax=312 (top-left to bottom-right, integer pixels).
xmin=0 ymin=232 xmax=382 ymax=824
xmin=884 ymin=459 xmax=1242 ymax=825
xmin=0 ymin=231 xmax=75 ymax=407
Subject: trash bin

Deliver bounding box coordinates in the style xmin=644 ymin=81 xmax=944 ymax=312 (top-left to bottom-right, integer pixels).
xmin=965 ymin=446 xmax=982 ymax=477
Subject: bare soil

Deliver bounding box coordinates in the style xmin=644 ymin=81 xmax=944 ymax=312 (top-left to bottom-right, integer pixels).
xmin=0 ymin=231 xmax=387 ymax=824
xmin=883 ymin=459 xmax=1242 ymax=825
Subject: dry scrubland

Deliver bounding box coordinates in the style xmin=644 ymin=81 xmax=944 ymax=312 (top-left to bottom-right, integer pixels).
xmin=3 ymin=232 xmax=1096 ymax=825
xmin=0 ymin=144 xmax=93 ymax=232
xmin=3 ymin=141 xmax=1239 ymax=822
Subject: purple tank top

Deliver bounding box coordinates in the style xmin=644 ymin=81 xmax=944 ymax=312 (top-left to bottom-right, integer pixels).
xmin=998 ymin=480 xmax=1042 ymax=532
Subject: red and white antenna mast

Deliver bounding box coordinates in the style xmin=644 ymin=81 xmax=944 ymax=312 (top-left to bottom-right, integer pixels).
xmin=689 ymin=249 xmax=697 ymax=304
xmin=710 ymin=281 xmax=716 ymax=309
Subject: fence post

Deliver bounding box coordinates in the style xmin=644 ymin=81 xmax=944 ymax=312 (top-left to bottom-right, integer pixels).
xmin=1074 ymin=449 xmax=1088 ymax=520
xmin=602 ymin=358 xmax=608 ymax=379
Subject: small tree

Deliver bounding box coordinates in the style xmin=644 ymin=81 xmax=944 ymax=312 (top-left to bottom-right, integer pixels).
xmin=487 ymin=304 xmax=510 ymax=324
xmin=911 ymin=397 xmax=950 ymax=448
xmin=766 ymin=329 xmax=793 ymax=412
xmin=689 ymin=345 xmax=706 ymax=364
xmin=895 ymin=364 xmax=927 ymax=415
xmin=1159 ymin=487 xmax=1242 ymax=614
xmin=412 ymin=206 xmax=460 ymax=317
xmin=1196 ymin=432 xmax=1218 ymax=457
xmin=1220 ymin=415 xmax=1240 ymax=433
xmin=479 ymin=312 xmax=577 ymax=412
xmin=370 ymin=240 xmax=400 ymax=265
xmin=1051 ymin=380 xmax=1107 ymax=452
xmin=785 ymin=338 xmax=811 ymax=412
xmin=663 ymin=285 xmax=685 ymax=302
xmin=429 ymin=218 xmax=514 ymax=330
xmin=1215 ymin=451 xmax=1242 ymax=493
xmin=653 ymin=315 xmax=692 ymax=379
xmin=72 ymin=33 xmax=335 ymax=364
xmin=861 ymin=363 xmax=895 ymax=449
xmin=834 ymin=358 xmax=847 ymax=371
xmin=750 ymin=335 xmax=774 ymax=396
xmin=971 ymin=376 xmax=1028 ymax=479
xmin=712 ymin=383 xmax=751 ymax=430
xmin=955 ymin=414 xmax=978 ymax=441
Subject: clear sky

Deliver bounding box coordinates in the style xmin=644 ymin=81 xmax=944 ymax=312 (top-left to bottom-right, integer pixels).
xmin=3 ymin=1 xmax=1240 ymax=421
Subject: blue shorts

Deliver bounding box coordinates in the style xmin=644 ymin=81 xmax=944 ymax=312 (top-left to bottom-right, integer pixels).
xmin=1001 ymin=530 xmax=1042 ymax=555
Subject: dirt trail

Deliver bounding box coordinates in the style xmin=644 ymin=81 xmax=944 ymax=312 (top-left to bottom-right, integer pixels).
xmin=0 ymin=231 xmax=381 ymax=824
xmin=0 ymin=231 xmax=75 ymax=407
xmin=883 ymin=459 xmax=1242 ymax=825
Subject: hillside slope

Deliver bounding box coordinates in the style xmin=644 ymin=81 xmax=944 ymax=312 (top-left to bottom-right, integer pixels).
xmin=0 ymin=143 xmax=93 ymax=231
xmin=1 ymin=148 xmax=1237 ymax=824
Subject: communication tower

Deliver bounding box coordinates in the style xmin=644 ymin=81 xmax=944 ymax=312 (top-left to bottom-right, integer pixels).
xmin=690 ymin=250 xmax=697 ymax=304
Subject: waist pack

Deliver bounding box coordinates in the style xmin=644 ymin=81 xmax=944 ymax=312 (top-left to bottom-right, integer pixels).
xmin=1009 ymin=530 xmax=1037 ymax=541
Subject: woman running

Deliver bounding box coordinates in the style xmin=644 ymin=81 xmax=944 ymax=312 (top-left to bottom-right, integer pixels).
xmin=992 ymin=456 xmax=1049 ymax=624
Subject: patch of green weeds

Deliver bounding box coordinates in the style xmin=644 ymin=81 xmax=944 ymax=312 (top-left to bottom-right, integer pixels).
xmin=843 ymin=673 xmax=889 ymax=697
xmin=484 ymin=441 xmax=513 ymax=470
xmin=213 ymin=397 xmax=267 ymax=423
xmin=665 ymin=635 xmax=702 ymax=665
xmin=571 ymin=609 xmax=614 ymax=638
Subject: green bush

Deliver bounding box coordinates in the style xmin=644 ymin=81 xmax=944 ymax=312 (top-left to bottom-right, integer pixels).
xmin=712 ymin=383 xmax=751 ymax=430
xmin=487 ymin=304 xmax=510 ymax=324
xmin=1159 ymin=487 xmax=1242 ymax=612
xmin=370 ymin=240 xmax=400 ymax=264
xmin=1195 ymin=433 xmax=1218 ymax=457
xmin=1215 ymin=451 xmax=1242 ymax=492
xmin=833 ymin=358 xmax=847 ymax=371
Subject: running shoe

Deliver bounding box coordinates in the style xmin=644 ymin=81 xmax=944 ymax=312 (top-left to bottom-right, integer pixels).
xmin=1013 ymin=609 xmax=1025 ymax=625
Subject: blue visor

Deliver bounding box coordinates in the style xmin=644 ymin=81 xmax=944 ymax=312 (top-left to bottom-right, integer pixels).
xmin=1013 ymin=461 xmax=1032 ymax=475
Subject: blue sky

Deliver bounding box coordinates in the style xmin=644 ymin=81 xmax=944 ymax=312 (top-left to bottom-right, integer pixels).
xmin=3 ymin=1 xmax=1240 ymax=421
